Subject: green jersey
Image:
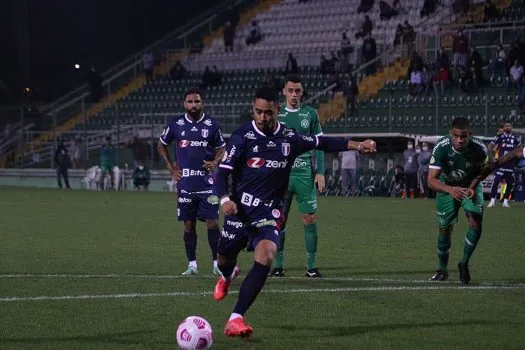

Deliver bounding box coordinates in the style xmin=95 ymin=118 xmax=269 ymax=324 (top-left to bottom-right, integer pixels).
xmin=279 ymin=105 xmax=324 ymax=176
xmin=429 ymin=136 xmax=489 ymax=187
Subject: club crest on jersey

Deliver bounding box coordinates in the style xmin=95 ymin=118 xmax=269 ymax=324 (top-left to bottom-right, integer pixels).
xmin=282 ymin=142 xmax=291 ymax=156
xmin=201 ymin=129 xmax=209 ymax=138
xmin=300 ymin=119 xmax=310 ymax=128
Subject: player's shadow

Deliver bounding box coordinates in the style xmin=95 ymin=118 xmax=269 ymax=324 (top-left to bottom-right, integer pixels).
xmin=278 ymin=320 xmax=516 ymax=337
xmin=0 ymin=330 xmax=158 ymax=346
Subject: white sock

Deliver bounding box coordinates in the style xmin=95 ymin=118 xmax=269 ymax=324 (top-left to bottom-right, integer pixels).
xmin=489 ymin=198 xmax=495 ymax=204
xmin=229 ymin=313 xmax=243 ymax=321
xmin=213 ymin=260 xmax=218 ymax=269
xmin=504 ymin=199 xmax=509 ymax=205
xmin=189 ymin=261 xmax=197 ymax=269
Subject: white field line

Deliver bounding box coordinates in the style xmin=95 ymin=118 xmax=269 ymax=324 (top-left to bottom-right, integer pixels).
xmin=1 ymin=284 xmax=524 ymax=302
xmin=0 ymin=273 xmax=522 ymax=286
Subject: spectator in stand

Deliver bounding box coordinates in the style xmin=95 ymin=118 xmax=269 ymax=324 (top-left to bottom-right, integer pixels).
xmin=379 ymin=0 xmax=400 ymax=20
xmin=343 ymin=74 xmax=358 ymax=113
xmin=340 ymin=150 xmax=358 ymax=196
xmin=434 ymin=48 xmax=451 ymax=96
xmin=358 ymin=0 xmax=374 ymax=13
xmin=508 ymin=60 xmax=524 ymax=95
xmin=355 ymin=15 xmax=373 ymax=39
xmin=489 ymin=44 xmax=506 ymax=77
xmin=404 ymin=141 xmax=419 ymax=199
xmin=468 ymin=47 xmax=485 ymax=90
xmin=483 ymin=0 xmax=499 ymax=21
xmin=200 ymin=66 xmax=214 ymax=90
xmin=340 ymin=32 xmax=353 ymax=60
xmin=142 ymin=52 xmax=155 ymax=83
xmin=211 ymin=66 xmax=222 ymax=86
xmin=420 ymin=0 xmax=437 ymax=17
xmin=169 ymin=61 xmax=187 ymax=82
xmin=362 ymin=33 xmax=377 ymax=75
xmin=452 ymin=28 xmax=469 ymax=78
xmin=132 ymin=160 xmax=151 ymax=192
xmin=285 ymin=53 xmax=299 ymax=74
xmin=225 ymin=3 xmax=240 ymax=31
xmin=246 ymin=20 xmax=262 ymax=45
xmin=453 ymin=0 xmax=469 ymax=15
xmin=320 ymin=55 xmax=332 ymax=74
xmin=508 ymin=38 xmax=525 ymax=70
xmin=223 ymin=21 xmax=235 ymax=52
xmin=418 ymin=142 xmax=432 ymax=198
xmin=86 ymin=66 xmax=102 ymax=103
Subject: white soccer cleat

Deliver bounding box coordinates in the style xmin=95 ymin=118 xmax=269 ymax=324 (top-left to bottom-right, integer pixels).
xmin=503 ymin=202 xmax=511 ymax=208
xmin=181 ymin=266 xmax=198 ymax=276
xmin=487 ymin=199 xmax=496 ymax=208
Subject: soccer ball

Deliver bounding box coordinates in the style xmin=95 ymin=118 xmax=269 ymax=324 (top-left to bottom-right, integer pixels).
xmin=176 ymin=316 xmax=213 ymax=350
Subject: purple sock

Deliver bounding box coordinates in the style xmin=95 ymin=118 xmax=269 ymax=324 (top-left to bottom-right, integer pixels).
xmin=233 ymin=262 xmax=270 ymax=315
xmin=218 ymin=262 xmax=236 ymax=280
xmin=183 ymin=231 xmax=197 ymax=262
xmin=207 ymin=227 xmax=220 ymax=260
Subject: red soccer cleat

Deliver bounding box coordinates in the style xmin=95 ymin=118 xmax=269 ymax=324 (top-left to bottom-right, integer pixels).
xmin=213 ymin=265 xmax=240 ymax=302
xmin=224 ymin=317 xmax=253 ymax=338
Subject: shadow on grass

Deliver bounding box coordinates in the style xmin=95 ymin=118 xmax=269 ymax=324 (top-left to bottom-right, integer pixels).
xmin=0 ymin=330 xmax=159 ymax=345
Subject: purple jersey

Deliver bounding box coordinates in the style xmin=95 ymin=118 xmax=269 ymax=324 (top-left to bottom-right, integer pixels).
xmin=159 ymin=113 xmax=226 ymax=191
xmin=491 ymin=133 xmax=521 ymax=170
xmin=218 ymin=120 xmax=319 ymax=223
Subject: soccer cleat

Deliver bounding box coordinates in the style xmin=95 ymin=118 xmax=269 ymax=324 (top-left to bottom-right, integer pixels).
xmin=213 ymin=265 xmax=240 ymax=301
xmin=305 ymin=268 xmax=322 ymax=278
xmin=224 ymin=317 xmax=253 ymax=338
xmin=503 ymin=202 xmax=511 ymax=208
xmin=212 ymin=266 xmax=221 ymax=276
xmin=181 ymin=266 xmax=198 ymax=276
xmin=268 ymin=267 xmax=284 ymax=277
xmin=458 ymin=262 xmax=471 ymax=284
xmin=487 ymin=200 xmax=496 ymax=208
xmin=430 ymin=270 xmax=449 ymax=281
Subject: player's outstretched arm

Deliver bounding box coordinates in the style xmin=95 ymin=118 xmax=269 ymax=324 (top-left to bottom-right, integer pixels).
xmin=428 ymin=168 xmax=467 ymax=201
xmin=496 ymin=145 xmax=524 ymax=166
xmin=316 ymin=137 xmax=376 ymax=154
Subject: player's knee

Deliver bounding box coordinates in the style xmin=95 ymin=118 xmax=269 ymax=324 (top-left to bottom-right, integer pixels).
xmin=439 ymin=226 xmax=453 ymax=236
xmin=254 ymin=241 xmax=277 ymax=266
xmin=205 ymin=220 xmax=218 ymax=230
xmin=184 ymin=221 xmax=196 ymax=233
xmin=301 ymin=213 xmax=316 ymax=225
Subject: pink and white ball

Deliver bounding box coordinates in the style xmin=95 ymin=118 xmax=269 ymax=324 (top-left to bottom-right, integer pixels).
xmin=176 ymin=316 xmax=213 ymax=350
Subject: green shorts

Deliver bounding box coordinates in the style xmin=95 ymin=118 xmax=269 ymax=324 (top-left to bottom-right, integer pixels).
xmin=285 ymin=175 xmax=318 ymax=214
xmin=435 ymin=185 xmax=484 ymax=228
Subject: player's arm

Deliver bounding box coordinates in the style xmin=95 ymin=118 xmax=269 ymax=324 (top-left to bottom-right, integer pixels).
xmin=203 ymin=125 xmax=227 ymax=172
xmin=311 ymin=110 xmax=326 ymax=190
xmin=495 ymin=145 xmax=524 ymax=166
xmin=487 ymin=136 xmax=499 ymax=158
xmin=215 ymin=133 xmax=244 ymax=215
xmin=157 ymin=125 xmax=179 ymax=179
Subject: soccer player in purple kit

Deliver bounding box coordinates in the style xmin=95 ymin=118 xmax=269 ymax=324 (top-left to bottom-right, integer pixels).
xmin=211 ymin=86 xmax=377 ymax=337
xmin=157 ymin=88 xmax=226 ymax=276
xmin=487 ymin=121 xmax=521 ymax=208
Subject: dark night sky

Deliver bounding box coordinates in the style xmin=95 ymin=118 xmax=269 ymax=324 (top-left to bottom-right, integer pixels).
xmin=0 ymin=0 xmax=221 ymax=103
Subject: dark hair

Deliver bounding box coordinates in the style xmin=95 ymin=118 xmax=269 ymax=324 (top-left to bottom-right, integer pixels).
xmin=254 ymin=86 xmax=278 ymax=103
xmin=503 ymin=120 xmax=512 ymax=125
xmin=285 ymin=74 xmax=302 ymax=84
xmin=184 ymin=87 xmax=202 ymax=100
xmin=452 ymin=117 xmax=470 ymax=130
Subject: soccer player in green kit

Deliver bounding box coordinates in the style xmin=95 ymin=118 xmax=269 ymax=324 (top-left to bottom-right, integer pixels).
xmin=270 ymin=74 xmax=325 ymax=278
xmin=428 ymin=117 xmax=492 ymax=284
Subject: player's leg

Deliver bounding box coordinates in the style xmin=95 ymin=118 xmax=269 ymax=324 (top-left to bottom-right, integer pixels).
xmin=178 ymin=193 xmax=199 ymax=275
xmin=214 ymin=216 xmax=246 ymax=301
xmin=271 ymin=190 xmax=294 ymax=276
xmin=488 ymin=170 xmax=504 ymax=207
xmin=502 ymin=171 xmax=514 ymax=207
xmin=296 ymin=176 xmax=321 ymax=277
xmin=431 ymin=192 xmax=460 ymax=281
xmin=198 ymin=193 xmax=221 ymax=275
xmin=56 ymin=167 xmax=63 ymax=189
xmin=225 ymin=226 xmax=277 ymax=337
xmin=459 ymin=185 xmax=484 ymax=284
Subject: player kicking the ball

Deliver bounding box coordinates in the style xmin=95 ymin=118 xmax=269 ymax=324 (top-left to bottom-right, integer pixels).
xmin=212 ymin=86 xmax=376 ymax=337
xmin=158 ymin=88 xmax=226 ymax=276
xmin=428 ymin=117 xmax=492 ymax=284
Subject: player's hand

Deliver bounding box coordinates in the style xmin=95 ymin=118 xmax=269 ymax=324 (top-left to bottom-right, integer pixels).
xmin=222 ymin=200 xmax=238 ymax=216
xmin=448 ymin=186 xmax=468 ymax=201
xmin=315 ymin=174 xmax=326 ymax=193
xmin=168 ymin=163 xmax=181 ymax=181
xmin=465 ymin=188 xmax=475 ymax=199
xmin=202 ymin=160 xmax=218 ymax=172
xmin=358 ymin=139 xmax=377 ymax=154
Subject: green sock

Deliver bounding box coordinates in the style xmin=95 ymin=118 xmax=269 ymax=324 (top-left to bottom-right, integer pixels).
xmin=437 ymin=234 xmax=451 ymax=271
xmin=461 ymin=228 xmax=482 ymax=264
xmin=304 ymin=223 xmax=318 ymax=270
xmin=275 ymin=229 xmax=286 ymax=268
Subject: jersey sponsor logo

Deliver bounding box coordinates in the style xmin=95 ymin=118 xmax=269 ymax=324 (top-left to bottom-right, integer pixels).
xmin=225 ymin=145 xmax=237 ymax=163
xmin=253 ymin=219 xmax=277 ymax=227
xmin=221 ymin=230 xmax=235 ymax=240
xmin=301 ymin=135 xmax=314 ymax=142
xmin=247 ymin=157 xmax=288 ymax=169
xmin=226 ymin=220 xmax=243 ymax=229
xmin=445 ymin=169 xmax=467 ymax=181
xmin=298 ymin=113 xmax=309 ymax=117
xmin=282 ymin=142 xmax=291 ymax=156
xmin=207 ymin=195 xmax=219 ymax=204
xmin=182 ymin=169 xmax=206 ymax=177
xmin=247 ymin=157 xmax=265 ymax=168
xmin=179 ymin=140 xmax=209 ymax=147
xmin=300 ymin=119 xmax=310 ymax=128
xmin=244 ymin=131 xmax=256 ymax=140
xmin=293 ymin=159 xmax=308 ymax=168
xmin=201 ymin=129 xmax=209 ymax=138
xmin=178 ymin=197 xmax=192 ymax=203
xmin=161 ymin=127 xmax=170 ymax=137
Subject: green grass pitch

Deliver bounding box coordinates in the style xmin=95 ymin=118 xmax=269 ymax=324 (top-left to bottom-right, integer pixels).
xmin=1 ymin=187 xmax=524 ymax=349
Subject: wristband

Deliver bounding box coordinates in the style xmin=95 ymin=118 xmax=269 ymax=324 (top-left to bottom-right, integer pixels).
xmin=220 ymin=196 xmax=231 ymax=206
